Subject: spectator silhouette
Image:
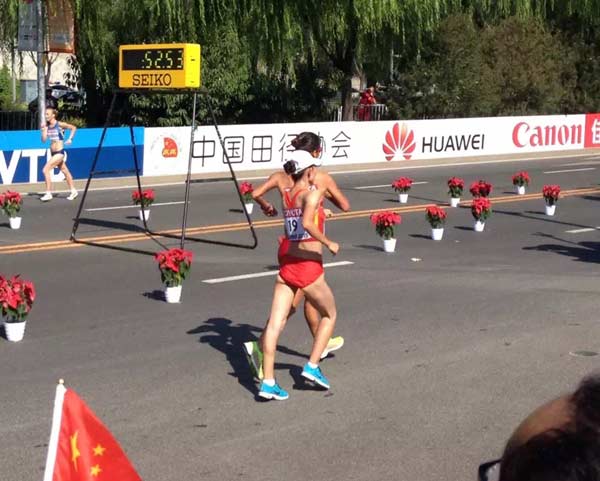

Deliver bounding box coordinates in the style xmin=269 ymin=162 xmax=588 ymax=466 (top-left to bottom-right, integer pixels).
xmin=479 ymin=372 xmax=600 ymax=481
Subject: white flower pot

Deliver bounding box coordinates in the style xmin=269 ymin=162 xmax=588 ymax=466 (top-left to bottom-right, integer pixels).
xmin=138 ymin=209 xmax=150 ymax=222
xmin=431 ymin=227 xmax=444 ymax=241
xmin=545 ymin=204 xmax=556 ymax=216
xmin=383 ymin=238 xmax=397 ymax=253
xmin=4 ymin=320 xmax=26 ymax=342
xmin=450 ymin=197 xmax=460 ymax=207
xmin=516 ymin=185 xmax=526 ymax=195
xmin=164 ymin=285 xmax=182 ymax=303
xmin=244 ymin=203 xmax=254 ymax=215
xmin=474 ymin=220 xmax=485 ymax=232
xmin=398 ymin=193 xmax=408 ymax=204
xmin=9 ymin=216 xmax=21 ymax=229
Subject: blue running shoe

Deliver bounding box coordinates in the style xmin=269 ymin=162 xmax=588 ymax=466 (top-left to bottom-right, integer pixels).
xmin=301 ymin=363 xmax=330 ymax=389
xmin=258 ymin=382 xmax=289 ymax=400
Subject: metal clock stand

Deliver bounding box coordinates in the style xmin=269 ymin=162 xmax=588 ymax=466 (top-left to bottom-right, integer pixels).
xmin=70 ymin=88 xmax=258 ymax=255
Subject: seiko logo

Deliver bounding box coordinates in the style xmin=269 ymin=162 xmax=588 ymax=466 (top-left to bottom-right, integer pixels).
xmin=132 ymin=73 xmax=173 ymax=87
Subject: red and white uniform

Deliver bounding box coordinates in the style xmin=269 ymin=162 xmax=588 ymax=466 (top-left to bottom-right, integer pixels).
xmin=278 ymin=187 xmax=326 ymax=288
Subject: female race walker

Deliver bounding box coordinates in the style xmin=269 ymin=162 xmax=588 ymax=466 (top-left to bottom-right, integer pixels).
xmin=244 ymin=133 xmax=350 ymax=380
xmin=40 ymin=107 xmax=78 ymax=202
xmin=258 ymin=145 xmax=340 ymax=401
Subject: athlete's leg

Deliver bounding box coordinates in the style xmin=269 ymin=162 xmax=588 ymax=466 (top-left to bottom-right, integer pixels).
xmin=41 ymin=154 xmax=64 ymax=199
xmin=304 ymin=296 xmax=344 ymax=359
xmin=302 ymin=274 xmax=337 ymax=365
xmin=303 ymin=298 xmax=320 ymax=338
xmin=257 ymin=277 xmax=304 ymax=348
xmin=59 ymin=160 xmax=77 ymax=197
xmin=262 ymin=276 xmax=296 ymax=381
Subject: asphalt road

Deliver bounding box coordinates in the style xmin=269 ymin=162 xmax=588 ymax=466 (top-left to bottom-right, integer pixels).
xmin=2 ymin=153 xmax=600 ymax=481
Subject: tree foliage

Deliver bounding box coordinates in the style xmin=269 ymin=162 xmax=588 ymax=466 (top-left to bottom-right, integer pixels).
xmin=1 ymin=1 xmax=600 ymax=123
xmin=387 ymin=14 xmax=577 ymax=119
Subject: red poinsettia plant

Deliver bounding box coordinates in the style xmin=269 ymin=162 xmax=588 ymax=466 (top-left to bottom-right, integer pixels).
xmin=0 ymin=191 xmax=23 ymax=218
xmin=240 ymin=182 xmax=254 ymax=203
xmin=425 ymin=206 xmax=447 ymax=228
xmin=131 ymin=189 xmax=155 ymax=208
xmin=447 ymin=177 xmax=464 ymax=198
xmin=542 ymin=185 xmax=561 ymax=205
xmin=469 ymin=180 xmax=493 ymax=198
xmin=391 ymin=177 xmax=413 ymax=193
xmin=370 ymin=211 xmax=402 ymax=240
xmin=154 ymin=248 xmax=194 ymax=287
xmin=0 ymin=275 xmax=35 ymax=322
xmin=471 ymin=197 xmax=492 ymax=221
xmin=512 ymin=171 xmax=531 ymax=187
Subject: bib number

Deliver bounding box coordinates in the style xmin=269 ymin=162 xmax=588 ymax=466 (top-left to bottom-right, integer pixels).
xmin=284 ymin=214 xmax=310 ymax=241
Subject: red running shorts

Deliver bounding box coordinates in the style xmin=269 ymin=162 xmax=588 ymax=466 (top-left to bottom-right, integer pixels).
xmin=279 ymin=254 xmax=324 ymax=288
xmin=277 ymin=236 xmax=290 ymax=263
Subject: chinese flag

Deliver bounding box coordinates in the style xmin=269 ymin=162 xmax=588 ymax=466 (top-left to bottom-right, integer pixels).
xmin=44 ymin=383 xmax=142 ymax=481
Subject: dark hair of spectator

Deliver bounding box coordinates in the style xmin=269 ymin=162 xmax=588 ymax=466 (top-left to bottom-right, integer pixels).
xmin=499 ymin=429 xmax=600 ymax=481
xmin=499 ymin=374 xmax=600 ymax=481
xmin=291 ymin=132 xmax=321 ymax=153
xmin=572 ymin=374 xmax=600 ymax=435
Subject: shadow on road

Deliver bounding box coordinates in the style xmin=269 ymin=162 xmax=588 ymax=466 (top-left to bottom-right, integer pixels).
xmin=75 ymin=216 xmax=147 ymax=234
xmin=187 ymin=317 xmax=307 ymax=399
xmin=492 ymin=208 xmax=595 ymax=230
xmin=582 ymin=194 xmax=600 ymax=202
xmin=142 ymin=290 xmax=165 ymax=301
xmin=354 ymin=243 xmax=385 ymax=252
xmin=524 ymin=239 xmax=600 ymax=264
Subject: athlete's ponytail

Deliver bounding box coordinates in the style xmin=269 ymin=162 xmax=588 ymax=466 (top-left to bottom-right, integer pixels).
xmin=291 ymin=132 xmax=321 ymax=153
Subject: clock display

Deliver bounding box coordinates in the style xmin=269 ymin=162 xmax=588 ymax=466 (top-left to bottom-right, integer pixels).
xmin=121 ymin=48 xmax=184 ymax=70
xmin=118 ymin=43 xmax=201 ymax=89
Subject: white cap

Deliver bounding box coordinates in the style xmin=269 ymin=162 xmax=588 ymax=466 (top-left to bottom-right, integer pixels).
xmin=284 ymin=149 xmax=322 ymax=174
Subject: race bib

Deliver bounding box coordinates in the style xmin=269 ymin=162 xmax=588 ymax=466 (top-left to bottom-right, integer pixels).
xmin=284 ymin=208 xmax=311 ymax=241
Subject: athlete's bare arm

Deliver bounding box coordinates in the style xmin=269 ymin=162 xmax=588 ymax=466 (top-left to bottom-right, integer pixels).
xmin=302 ymin=190 xmax=339 ymax=255
xmin=252 ymin=172 xmax=283 ymax=216
xmin=317 ymin=172 xmax=350 ymax=212
xmin=58 ymin=121 xmax=77 ymax=144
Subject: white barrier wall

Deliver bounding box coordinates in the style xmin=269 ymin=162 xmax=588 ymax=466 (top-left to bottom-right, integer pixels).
xmin=143 ymin=113 xmax=600 ymax=176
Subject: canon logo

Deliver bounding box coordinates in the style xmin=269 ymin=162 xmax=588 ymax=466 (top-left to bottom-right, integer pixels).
xmin=512 ymin=122 xmax=583 ymax=148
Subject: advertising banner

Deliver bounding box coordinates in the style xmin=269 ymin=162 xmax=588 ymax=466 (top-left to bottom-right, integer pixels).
xmin=0 ymin=128 xmax=143 ymax=185
xmin=47 ymin=0 xmax=75 ymax=53
xmin=4 ymin=113 xmax=600 ymax=185
xmin=143 ymin=113 xmax=600 ymax=177
xmin=17 ymin=0 xmax=37 ymax=52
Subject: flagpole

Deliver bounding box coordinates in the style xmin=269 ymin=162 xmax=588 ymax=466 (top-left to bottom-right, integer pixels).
xmin=42 ymin=380 xmax=67 ymax=481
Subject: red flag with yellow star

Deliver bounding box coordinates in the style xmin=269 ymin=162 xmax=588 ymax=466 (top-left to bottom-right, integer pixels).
xmin=43 ymin=382 xmax=142 ymax=481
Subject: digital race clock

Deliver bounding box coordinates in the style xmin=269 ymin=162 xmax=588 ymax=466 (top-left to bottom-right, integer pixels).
xmin=118 ymin=43 xmax=201 ymax=89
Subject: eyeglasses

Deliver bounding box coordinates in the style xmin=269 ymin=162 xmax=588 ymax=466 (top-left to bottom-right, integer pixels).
xmin=478 ymin=459 xmax=501 ymax=481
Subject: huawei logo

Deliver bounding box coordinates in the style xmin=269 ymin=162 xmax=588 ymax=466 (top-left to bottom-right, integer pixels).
xmin=382 ymin=123 xmax=416 ymax=161
xmin=161 ymin=137 xmax=178 ymax=158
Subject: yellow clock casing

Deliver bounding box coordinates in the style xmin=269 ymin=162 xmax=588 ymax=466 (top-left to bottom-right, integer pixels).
xmin=118 ymin=43 xmax=201 ymax=89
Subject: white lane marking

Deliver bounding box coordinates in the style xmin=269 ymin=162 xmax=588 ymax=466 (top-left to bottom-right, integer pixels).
xmin=565 ymin=227 xmax=600 ymax=234
xmin=38 ymin=152 xmax=597 ymax=195
xmin=85 ymin=201 xmax=185 ymax=212
xmin=544 ymin=168 xmax=596 ymax=174
xmin=356 ymin=181 xmax=428 ymax=190
xmin=202 ymin=261 xmax=354 ymax=284
xmin=559 ymin=160 xmax=600 ymax=166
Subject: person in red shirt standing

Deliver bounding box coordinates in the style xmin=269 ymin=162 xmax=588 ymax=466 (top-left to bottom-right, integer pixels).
xmin=357 ymin=86 xmax=377 ymax=121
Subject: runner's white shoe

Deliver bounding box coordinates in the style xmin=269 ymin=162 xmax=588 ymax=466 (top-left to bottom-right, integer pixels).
xmin=67 ymin=190 xmax=78 ymax=201
xmin=40 ymin=193 xmax=53 ymax=202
